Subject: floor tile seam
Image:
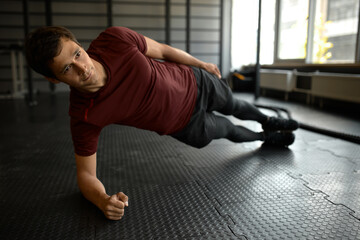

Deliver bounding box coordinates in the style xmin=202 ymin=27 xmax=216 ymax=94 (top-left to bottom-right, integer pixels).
xmin=323 ymin=192 xmax=360 ymax=222
xmin=287 ymin=171 xmax=360 ymax=222
xmin=350 ymin=212 xmax=360 ymax=221
xmin=196 ymin=178 xmax=240 ymax=228
xmin=216 ymin=192 xmax=359 ymax=230
xmin=295 ymin=136 xmax=316 ymax=148
xmin=175 ymin=149 xmax=243 ymax=239
xmin=258 ymin=156 xmax=315 ymax=184
xmin=287 ymin=169 xmax=326 ymax=185
xmin=314 ymin=146 xmax=360 ymax=165
xmin=323 ymin=195 xmax=357 ymax=214
xmin=285 ymin=171 xmax=332 ymax=198
xmin=199 ymin=157 xmax=322 ymax=202
xmin=203 ymin=184 xmax=344 ymax=239
xmin=323 ymin=196 xmax=360 ymax=222
xmin=173 ymin=144 xmax=358 ymax=237
xmin=290 ymin=171 xmax=360 ymax=188
xmin=267 ymin=153 xmax=359 ymax=177
xmin=228 ymin=225 xmax=249 ymax=240
xmin=290 ymin=176 xmax=360 ymax=212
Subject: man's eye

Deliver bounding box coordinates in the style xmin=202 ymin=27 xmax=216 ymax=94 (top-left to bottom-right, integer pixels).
xmin=76 ymin=51 xmax=81 ymax=58
xmin=64 ymin=65 xmax=72 ymax=73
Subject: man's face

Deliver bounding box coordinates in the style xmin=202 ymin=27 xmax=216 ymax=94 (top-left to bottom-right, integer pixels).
xmin=49 ymin=38 xmax=100 ymax=93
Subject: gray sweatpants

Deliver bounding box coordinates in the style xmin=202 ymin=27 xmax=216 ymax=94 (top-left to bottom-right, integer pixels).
xmin=171 ymin=67 xmax=268 ymax=148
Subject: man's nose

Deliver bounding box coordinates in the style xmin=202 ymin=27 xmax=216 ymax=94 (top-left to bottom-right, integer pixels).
xmin=75 ymin=62 xmax=87 ymax=75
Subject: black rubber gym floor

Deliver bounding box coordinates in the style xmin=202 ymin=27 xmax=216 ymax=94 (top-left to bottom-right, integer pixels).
xmin=1 ymin=92 xmax=359 ymax=239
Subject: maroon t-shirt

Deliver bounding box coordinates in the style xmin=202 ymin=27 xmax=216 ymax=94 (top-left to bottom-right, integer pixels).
xmin=69 ymin=27 xmax=197 ymax=156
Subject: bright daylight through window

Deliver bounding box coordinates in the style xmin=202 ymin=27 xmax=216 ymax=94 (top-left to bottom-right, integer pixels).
xmin=231 ymin=0 xmax=360 ymax=69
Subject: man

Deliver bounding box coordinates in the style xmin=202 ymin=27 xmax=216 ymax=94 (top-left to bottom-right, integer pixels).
xmin=25 ymin=26 xmax=298 ymax=221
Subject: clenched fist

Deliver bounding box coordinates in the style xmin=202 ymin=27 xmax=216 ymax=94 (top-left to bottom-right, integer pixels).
xmin=101 ymin=192 xmax=129 ymax=220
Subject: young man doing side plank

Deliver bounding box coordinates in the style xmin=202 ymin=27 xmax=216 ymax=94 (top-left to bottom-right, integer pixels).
xmin=25 ymin=26 xmax=299 ymax=220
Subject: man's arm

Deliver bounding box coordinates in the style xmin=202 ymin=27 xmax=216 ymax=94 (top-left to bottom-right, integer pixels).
xmin=144 ymin=36 xmax=221 ymax=79
xmin=75 ymin=153 xmax=128 ymax=220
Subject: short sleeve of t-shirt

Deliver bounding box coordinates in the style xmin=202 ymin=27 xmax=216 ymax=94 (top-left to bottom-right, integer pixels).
xmin=70 ymin=118 xmax=102 ymax=156
xmin=88 ymin=27 xmax=148 ymax=57
xmin=104 ymin=27 xmax=147 ymax=54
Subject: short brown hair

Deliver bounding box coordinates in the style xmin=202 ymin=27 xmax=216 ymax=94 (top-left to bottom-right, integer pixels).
xmin=25 ymin=26 xmax=80 ymax=78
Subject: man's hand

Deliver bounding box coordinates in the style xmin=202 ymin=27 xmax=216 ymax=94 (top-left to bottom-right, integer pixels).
xmin=201 ymin=62 xmax=222 ymax=79
xmin=75 ymin=153 xmax=129 ymax=221
xmin=101 ymin=192 xmax=129 ymax=220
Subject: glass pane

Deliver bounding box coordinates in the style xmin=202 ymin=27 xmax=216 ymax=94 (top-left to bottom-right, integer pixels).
xmin=231 ymin=0 xmax=259 ymax=69
xmin=231 ymin=0 xmax=276 ymax=68
xmin=312 ymin=0 xmax=359 ymax=63
xmin=260 ymin=0 xmax=276 ymax=65
xmin=278 ymin=0 xmax=309 ymax=60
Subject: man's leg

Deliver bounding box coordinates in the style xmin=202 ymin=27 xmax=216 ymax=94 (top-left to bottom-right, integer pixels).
xmin=218 ymin=97 xmax=268 ymax=123
xmin=180 ymin=67 xmax=297 ymax=148
xmin=213 ymin=114 xmax=263 ymax=142
xmin=212 ymin=114 xmax=295 ymax=146
xmin=218 ymin=97 xmax=299 ymax=132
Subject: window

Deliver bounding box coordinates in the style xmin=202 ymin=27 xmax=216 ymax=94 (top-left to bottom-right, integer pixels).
xmin=231 ymin=0 xmax=360 ymax=69
xmin=231 ymin=0 xmax=259 ymax=69
xmin=276 ymin=0 xmax=360 ymax=64
xmin=278 ymin=0 xmax=309 ymax=60
xmin=231 ymin=0 xmax=276 ymax=69
xmin=310 ymin=0 xmax=359 ymax=63
xmin=260 ymin=0 xmax=276 ymax=65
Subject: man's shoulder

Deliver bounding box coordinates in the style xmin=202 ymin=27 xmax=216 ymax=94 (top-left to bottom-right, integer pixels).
xmin=104 ymin=26 xmax=131 ymax=34
xmin=88 ymin=27 xmax=135 ymax=54
xmin=95 ymin=27 xmax=135 ymax=42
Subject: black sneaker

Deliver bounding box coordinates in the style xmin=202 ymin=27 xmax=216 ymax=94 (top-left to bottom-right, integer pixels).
xmin=264 ymin=131 xmax=295 ymax=147
xmin=262 ymin=117 xmax=299 ymax=132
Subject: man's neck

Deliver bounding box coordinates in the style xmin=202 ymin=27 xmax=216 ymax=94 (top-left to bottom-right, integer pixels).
xmin=92 ymin=58 xmax=107 ymax=91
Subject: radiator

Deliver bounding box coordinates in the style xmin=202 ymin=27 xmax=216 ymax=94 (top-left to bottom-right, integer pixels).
xmin=311 ymin=73 xmax=360 ymax=103
xmin=260 ymin=69 xmax=295 ymax=92
xmin=260 ymin=69 xmax=360 ymax=104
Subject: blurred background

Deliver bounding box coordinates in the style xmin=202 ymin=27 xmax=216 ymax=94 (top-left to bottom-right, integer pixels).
xmin=0 ymin=0 xmax=359 ymax=110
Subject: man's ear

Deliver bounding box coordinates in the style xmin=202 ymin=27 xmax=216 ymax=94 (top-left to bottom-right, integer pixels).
xmin=45 ymin=76 xmax=60 ymax=84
